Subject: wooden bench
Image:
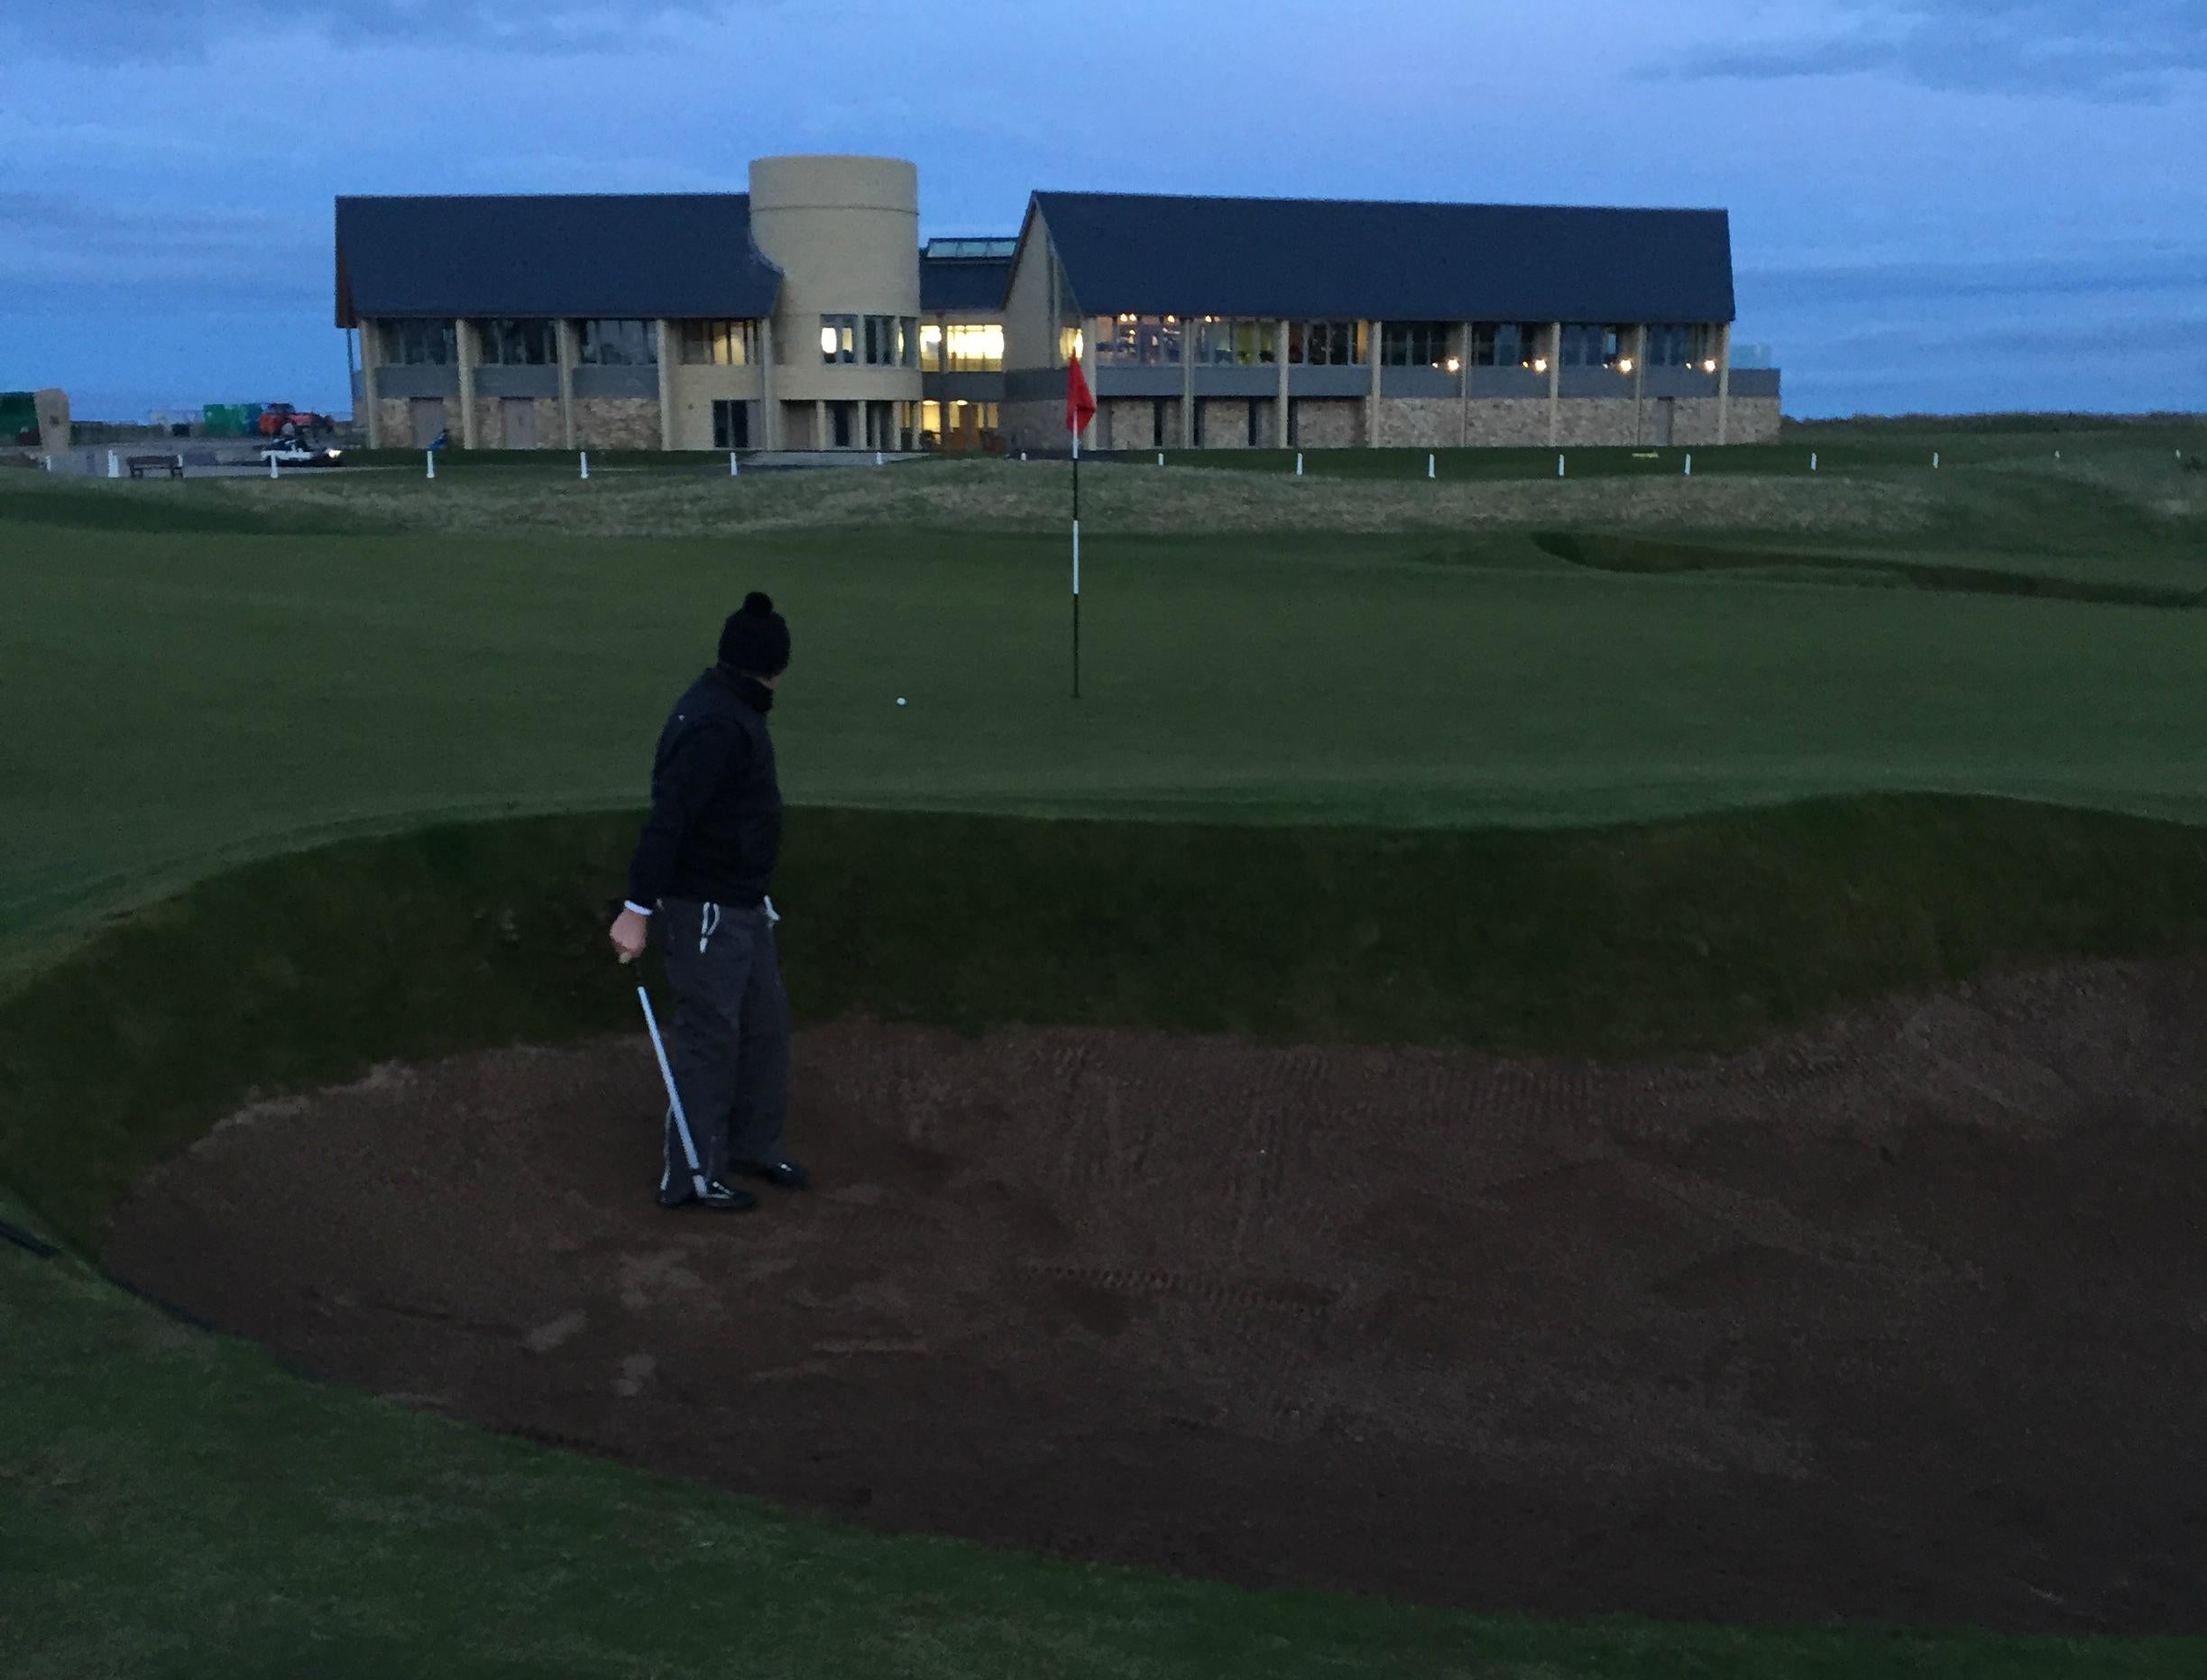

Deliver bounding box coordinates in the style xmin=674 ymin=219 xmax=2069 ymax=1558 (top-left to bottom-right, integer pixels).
xmin=126 ymin=454 xmax=185 ymax=480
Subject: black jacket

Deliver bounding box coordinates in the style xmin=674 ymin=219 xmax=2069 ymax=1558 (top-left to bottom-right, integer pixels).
xmin=626 ymin=666 xmax=782 ymax=908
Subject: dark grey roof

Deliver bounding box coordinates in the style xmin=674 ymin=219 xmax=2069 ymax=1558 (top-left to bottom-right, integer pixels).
xmin=920 ymin=252 xmax=1013 ymax=313
xmin=336 ymin=194 xmax=782 ymax=324
xmin=1027 ymin=191 xmax=1736 ymax=323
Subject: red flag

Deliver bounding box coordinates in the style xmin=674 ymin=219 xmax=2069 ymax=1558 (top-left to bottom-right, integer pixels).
xmin=1065 ymin=353 xmax=1096 ymax=438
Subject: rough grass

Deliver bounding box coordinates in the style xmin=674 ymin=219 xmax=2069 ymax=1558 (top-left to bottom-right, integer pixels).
xmin=0 ymin=452 xmax=1941 ymax=539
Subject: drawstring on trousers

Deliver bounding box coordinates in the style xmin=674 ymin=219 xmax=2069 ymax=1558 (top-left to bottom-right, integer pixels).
xmin=698 ymin=901 xmax=722 ymax=954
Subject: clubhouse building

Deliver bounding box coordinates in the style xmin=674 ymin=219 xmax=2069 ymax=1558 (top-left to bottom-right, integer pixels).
xmin=336 ymin=154 xmax=1779 ymax=455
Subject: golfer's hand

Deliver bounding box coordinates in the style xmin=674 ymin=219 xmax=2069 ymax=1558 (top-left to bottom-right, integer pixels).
xmin=610 ymin=908 xmax=649 ymax=964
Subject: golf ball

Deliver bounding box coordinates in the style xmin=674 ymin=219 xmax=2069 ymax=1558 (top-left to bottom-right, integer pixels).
xmin=897 ymin=697 xmax=906 ymax=706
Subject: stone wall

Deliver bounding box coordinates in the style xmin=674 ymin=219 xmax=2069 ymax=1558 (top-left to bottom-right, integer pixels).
xmin=1099 ymin=397 xmax=1165 ymax=452
xmin=1001 ymin=399 xmax=1059 ymax=454
xmin=468 ymin=397 xmax=564 ymax=450
xmin=1669 ymin=396 xmax=1781 ymax=445
xmin=375 ymin=397 xmax=453 ymax=449
xmin=1199 ymin=397 xmax=1270 ymax=448
xmin=571 ymin=398 xmax=661 ymax=451
xmin=1374 ymin=398 xmax=1459 ymax=448
xmin=1552 ymin=399 xmax=1640 ymax=447
xmin=1291 ymin=399 xmax=1363 ymax=448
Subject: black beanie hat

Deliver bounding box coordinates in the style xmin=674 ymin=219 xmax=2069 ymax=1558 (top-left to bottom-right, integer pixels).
xmin=718 ymin=592 xmax=791 ymax=675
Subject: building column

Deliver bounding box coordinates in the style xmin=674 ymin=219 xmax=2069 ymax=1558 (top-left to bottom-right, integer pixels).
xmin=1274 ymin=320 xmax=1291 ymax=447
xmin=1632 ymin=324 xmax=1649 ymax=445
xmin=1181 ymin=321 xmax=1195 ymax=447
xmin=1366 ymin=320 xmax=1381 ymax=447
xmin=815 ymin=398 xmax=827 ymax=451
xmin=1716 ymin=321 xmax=1733 ymax=445
xmin=759 ymin=316 xmax=777 ymax=451
xmin=455 ymin=318 xmax=477 ymax=449
xmin=556 ymin=320 xmax=577 ymax=450
xmin=361 ymin=321 xmax=382 ymax=449
xmin=1546 ymin=322 xmax=1563 ymax=446
xmin=656 ymin=319 xmax=676 ymax=451
xmin=1458 ymin=321 xmax=1472 ymax=447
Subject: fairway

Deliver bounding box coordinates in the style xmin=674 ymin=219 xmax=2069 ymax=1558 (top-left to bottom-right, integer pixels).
xmin=4 ymin=428 xmax=2207 ymax=1678
xmin=5 ymin=435 xmax=2203 ymax=969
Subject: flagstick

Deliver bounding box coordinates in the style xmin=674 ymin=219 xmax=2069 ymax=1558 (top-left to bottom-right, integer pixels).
xmin=1071 ymin=417 xmax=1081 ymax=701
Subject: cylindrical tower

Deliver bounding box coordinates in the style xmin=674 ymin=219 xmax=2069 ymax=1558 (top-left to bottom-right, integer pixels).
xmin=749 ymin=154 xmax=921 ymax=451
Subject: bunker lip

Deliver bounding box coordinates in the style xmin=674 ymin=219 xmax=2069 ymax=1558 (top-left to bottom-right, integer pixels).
xmin=105 ymin=956 xmax=2207 ymax=1635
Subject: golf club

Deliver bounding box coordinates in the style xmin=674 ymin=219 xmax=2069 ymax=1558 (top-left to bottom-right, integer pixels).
xmin=635 ymin=973 xmax=710 ymax=1204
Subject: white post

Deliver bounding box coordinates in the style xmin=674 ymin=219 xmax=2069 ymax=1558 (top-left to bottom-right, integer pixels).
xmin=1683 ymin=452 xmax=1692 ymax=477
xmin=1810 ymin=452 xmax=1817 ymax=472
xmin=1932 ymin=451 xmax=1940 ymax=470
xmin=41 ymin=454 xmax=51 ymax=472
xmin=1156 ymin=450 xmax=1163 ymax=467
xmin=1020 ymin=452 xmax=1028 ymax=462
xmin=269 ymin=453 xmax=280 ymax=480
xmin=580 ymin=450 xmax=590 ymax=481
xmin=730 ymin=452 xmax=740 ymax=477
xmin=875 ymin=450 xmax=884 ymax=466
xmin=426 ymin=451 xmax=436 ymax=480
xmin=1427 ymin=453 xmax=1435 ymax=480
xmin=1557 ymin=453 xmax=1566 ymax=478
xmin=106 ymin=450 xmax=119 ymax=479
xmin=1295 ymin=452 xmax=1303 ymax=476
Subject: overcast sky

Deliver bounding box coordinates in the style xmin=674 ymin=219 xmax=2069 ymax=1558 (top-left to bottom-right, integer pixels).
xmin=1 ymin=0 xmax=2200 ymax=420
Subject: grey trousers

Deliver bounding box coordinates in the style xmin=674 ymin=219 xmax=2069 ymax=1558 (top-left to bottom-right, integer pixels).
xmin=655 ymin=898 xmax=790 ymax=1198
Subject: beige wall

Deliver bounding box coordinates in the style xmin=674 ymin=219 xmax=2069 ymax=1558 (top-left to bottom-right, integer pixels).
xmin=749 ymin=155 xmax=921 ymax=421
xmin=667 ymin=360 xmax=766 ymax=449
xmin=1001 ymin=205 xmax=1061 ymax=378
xmin=1373 ymin=398 xmax=1458 ymax=448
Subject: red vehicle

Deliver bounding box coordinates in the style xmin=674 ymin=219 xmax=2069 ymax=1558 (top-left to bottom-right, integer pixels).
xmin=257 ymin=403 xmax=334 ymax=439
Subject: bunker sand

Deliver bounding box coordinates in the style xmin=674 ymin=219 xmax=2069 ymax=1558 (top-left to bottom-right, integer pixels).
xmin=106 ymin=958 xmax=2207 ymax=1633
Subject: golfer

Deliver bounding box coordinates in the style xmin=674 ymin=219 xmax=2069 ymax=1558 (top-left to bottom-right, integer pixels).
xmin=609 ymin=592 xmax=805 ymax=1213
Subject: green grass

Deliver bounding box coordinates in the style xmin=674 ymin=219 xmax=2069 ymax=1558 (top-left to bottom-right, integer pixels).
xmin=5 ymin=473 xmax=2205 ymax=971
xmin=22 ymin=1244 xmax=2200 ymax=1680
xmin=4 ymin=435 xmax=2207 ymax=1675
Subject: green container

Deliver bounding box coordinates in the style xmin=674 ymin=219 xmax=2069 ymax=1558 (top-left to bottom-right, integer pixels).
xmin=0 ymin=391 xmax=35 ymax=442
xmin=205 ymin=404 xmax=253 ymax=437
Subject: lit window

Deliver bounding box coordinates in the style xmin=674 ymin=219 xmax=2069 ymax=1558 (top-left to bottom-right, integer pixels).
xmin=1099 ymin=315 xmax=1184 ymax=367
xmin=942 ymin=323 xmax=1004 ymax=372
xmin=820 ymin=315 xmax=857 ymax=363
xmin=1192 ymin=317 xmax=1281 ymax=366
xmin=920 ymin=324 xmax=943 ymax=372
xmin=1059 ymin=325 xmax=1086 ymax=363
xmin=678 ymin=320 xmax=756 ymax=367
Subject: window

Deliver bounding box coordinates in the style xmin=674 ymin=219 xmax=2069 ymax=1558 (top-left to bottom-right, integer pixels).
xmin=942 ymin=323 xmax=1004 ymax=372
xmin=1467 ymin=323 xmax=1543 ymax=369
xmin=711 ymin=399 xmax=750 ymax=449
xmin=577 ymin=319 xmax=658 ymax=365
xmin=1559 ymin=324 xmax=1624 ymax=369
xmin=920 ymin=324 xmax=943 ymax=372
xmin=820 ymin=314 xmax=857 ymax=364
xmin=679 ymin=320 xmax=756 ymax=366
xmin=1644 ymin=324 xmax=1712 ymax=370
xmin=382 ymin=320 xmax=455 ymax=365
xmin=1059 ymin=324 xmax=1089 ymax=363
xmin=475 ymin=318 xmax=556 ymax=366
xmin=1100 ymin=315 xmax=1183 ymax=366
xmin=1287 ymin=320 xmax=1364 ymax=365
xmin=1193 ymin=317 xmax=1279 ymax=366
xmin=1380 ymin=322 xmax=1455 ymax=369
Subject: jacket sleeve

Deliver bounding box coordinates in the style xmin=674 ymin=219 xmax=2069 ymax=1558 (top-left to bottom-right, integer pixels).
xmin=626 ymin=715 xmax=741 ymax=908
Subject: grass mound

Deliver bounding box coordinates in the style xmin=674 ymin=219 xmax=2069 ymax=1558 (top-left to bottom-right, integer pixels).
xmin=1533 ymin=531 xmax=2207 ymax=609
xmin=8 ymin=797 xmax=2207 ymax=1252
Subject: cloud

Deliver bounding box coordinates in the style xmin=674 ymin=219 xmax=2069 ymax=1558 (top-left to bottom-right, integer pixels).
xmin=0 ymin=192 xmax=321 ymax=290
xmin=0 ymin=1 xmax=755 ymax=62
xmin=1670 ymin=1 xmax=2207 ymax=100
